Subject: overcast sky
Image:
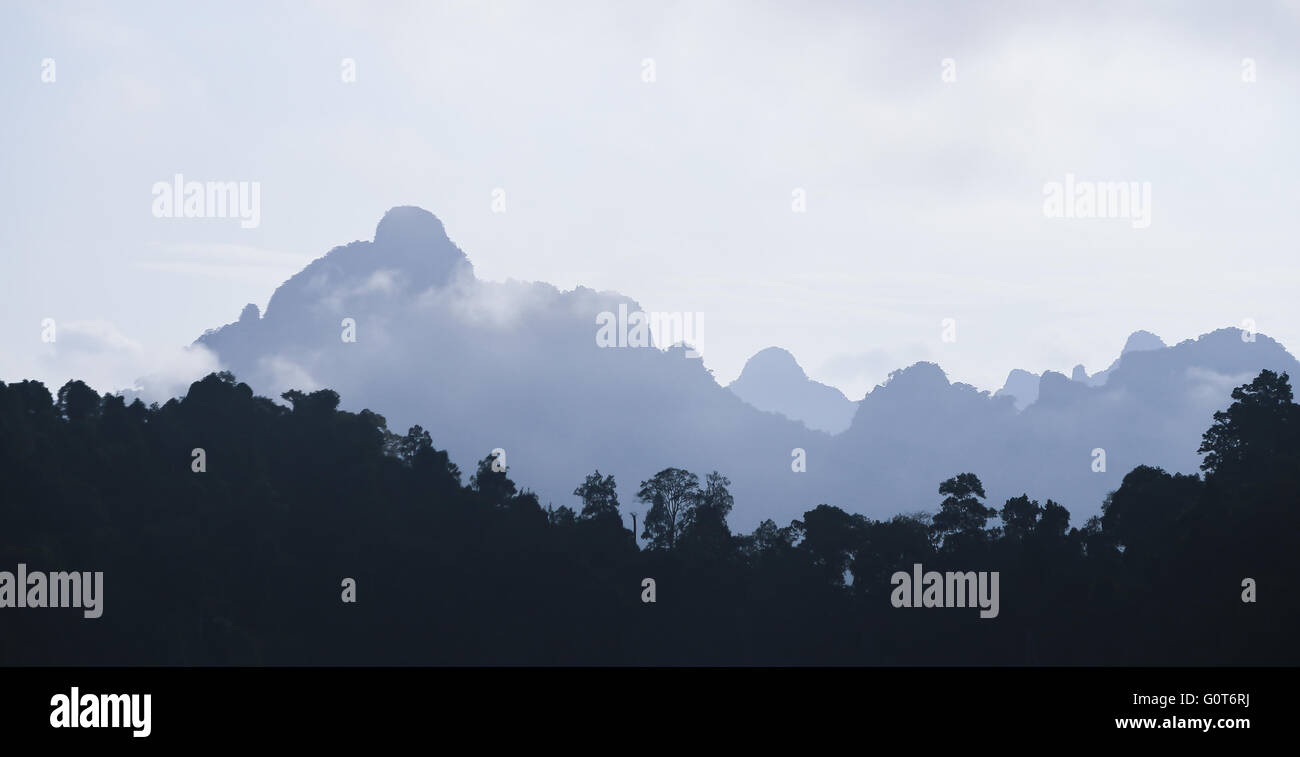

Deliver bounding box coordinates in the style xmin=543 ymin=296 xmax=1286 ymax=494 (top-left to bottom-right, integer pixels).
xmin=2 ymin=0 xmax=1298 ymax=401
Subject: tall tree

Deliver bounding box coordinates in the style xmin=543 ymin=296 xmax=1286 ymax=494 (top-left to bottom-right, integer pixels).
xmin=574 ymin=470 xmax=621 ymax=523
xmin=638 ymin=467 xmax=700 ymax=550
xmin=471 ymin=452 xmax=517 ymax=506
xmin=1000 ymin=494 xmax=1041 ymax=541
xmin=680 ymin=470 xmax=736 ymax=554
xmin=1100 ymin=465 xmax=1201 ymax=561
xmin=1199 ymin=369 xmax=1298 ymax=485
xmin=56 ymin=379 xmax=100 ymax=422
xmin=931 ymin=472 xmax=995 ymax=550
xmin=1038 ymin=500 xmax=1071 ymax=540
xmin=795 ymin=504 xmax=861 ymax=587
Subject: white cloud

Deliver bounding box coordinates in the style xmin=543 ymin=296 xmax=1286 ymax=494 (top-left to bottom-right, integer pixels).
xmin=34 ymin=320 xmax=223 ymax=403
xmin=258 ymin=355 xmax=321 ymax=396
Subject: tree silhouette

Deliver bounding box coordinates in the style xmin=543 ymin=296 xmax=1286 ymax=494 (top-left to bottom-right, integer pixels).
xmin=56 ymin=379 xmax=100 ymax=422
xmin=471 ymin=453 xmax=517 ymax=506
xmin=638 ymin=467 xmax=700 ymax=550
xmin=1199 ymin=369 xmax=1298 ymax=490
xmin=1100 ymin=465 xmax=1201 ymax=562
xmin=1038 ymin=500 xmax=1069 ymax=539
xmin=931 ymin=472 xmax=995 ymax=550
xmin=1000 ymin=494 xmax=1040 ymax=542
xmin=574 ymin=470 xmax=621 ymax=524
xmin=680 ymin=470 xmax=735 ymax=554
xmin=795 ymin=504 xmax=860 ymax=587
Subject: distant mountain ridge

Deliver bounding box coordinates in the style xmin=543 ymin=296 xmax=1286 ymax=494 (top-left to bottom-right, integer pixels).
xmin=195 ymin=207 xmax=1300 ymax=528
xmin=993 ymin=328 xmax=1170 ymax=410
xmin=726 ymin=347 xmax=857 ymax=433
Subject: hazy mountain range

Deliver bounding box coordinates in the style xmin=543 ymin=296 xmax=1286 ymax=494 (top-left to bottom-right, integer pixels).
xmin=194 ymin=207 xmax=1300 ymax=529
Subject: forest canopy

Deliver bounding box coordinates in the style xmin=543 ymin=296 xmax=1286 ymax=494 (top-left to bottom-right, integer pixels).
xmin=0 ymin=370 xmax=1295 ymax=665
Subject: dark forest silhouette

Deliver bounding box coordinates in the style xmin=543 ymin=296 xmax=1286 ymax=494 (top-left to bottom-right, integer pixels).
xmin=1 ymin=369 xmax=1295 ymax=665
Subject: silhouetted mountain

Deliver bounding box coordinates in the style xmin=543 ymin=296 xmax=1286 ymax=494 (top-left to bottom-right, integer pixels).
xmin=827 ymin=329 xmax=1300 ymax=521
xmin=1123 ymin=329 xmax=1167 ymax=353
xmin=994 ymin=368 xmax=1040 ymax=410
xmin=198 ymin=207 xmax=825 ymax=528
xmin=194 ymin=208 xmax=1300 ymax=528
xmin=994 ymin=329 xmax=1172 ymax=407
xmin=1082 ymin=328 xmax=1168 ymax=386
xmin=727 ymin=347 xmax=857 ymax=433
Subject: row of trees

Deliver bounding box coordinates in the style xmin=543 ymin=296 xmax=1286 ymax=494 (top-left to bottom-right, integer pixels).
xmin=0 ymin=370 xmax=1295 ymax=664
xmin=563 ymin=466 xmax=735 ymax=552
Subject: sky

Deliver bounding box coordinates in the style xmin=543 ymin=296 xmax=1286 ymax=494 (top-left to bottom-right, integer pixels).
xmin=2 ymin=0 xmax=1298 ymax=402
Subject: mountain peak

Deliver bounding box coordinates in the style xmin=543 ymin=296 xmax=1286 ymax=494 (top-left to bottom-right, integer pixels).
xmin=995 ymin=368 xmax=1041 ymax=410
xmin=374 ymin=206 xmax=449 ymax=249
xmin=1122 ymin=330 xmax=1165 ymax=354
xmin=371 ymin=206 xmax=473 ymax=285
xmin=728 ymin=347 xmax=855 ymax=434
xmin=258 ymin=207 xmax=473 ymax=322
xmin=738 ymin=347 xmax=806 ymax=381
